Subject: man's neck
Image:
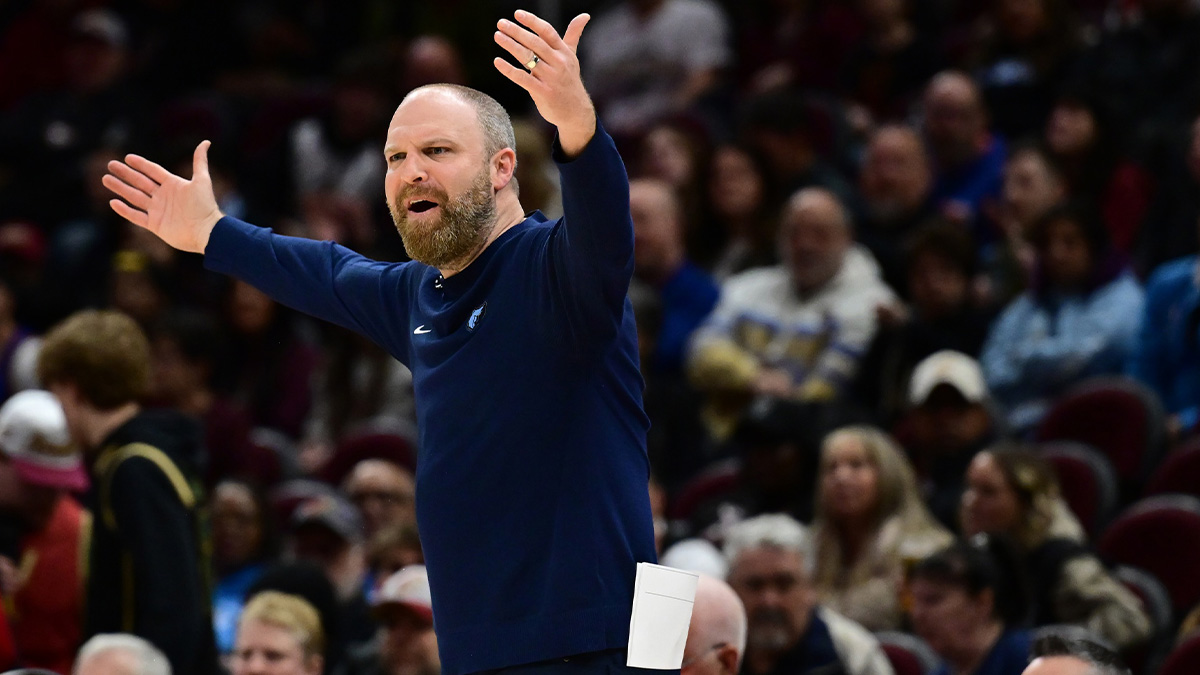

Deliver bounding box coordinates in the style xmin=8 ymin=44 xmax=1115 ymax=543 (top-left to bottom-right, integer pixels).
xmin=438 ymin=194 xmax=526 ymax=279
xmin=84 ymin=402 xmax=142 ymax=450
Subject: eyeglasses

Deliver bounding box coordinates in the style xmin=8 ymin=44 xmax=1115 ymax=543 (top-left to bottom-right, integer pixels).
xmin=680 ymin=642 xmax=728 ymax=670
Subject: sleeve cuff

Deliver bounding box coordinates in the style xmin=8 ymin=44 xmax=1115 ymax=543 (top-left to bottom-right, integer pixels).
xmin=203 ymin=216 xmax=259 ymax=273
xmin=551 ymin=114 xmax=610 ymax=165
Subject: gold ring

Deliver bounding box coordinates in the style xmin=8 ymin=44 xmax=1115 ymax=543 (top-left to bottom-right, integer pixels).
xmin=524 ymin=54 xmax=540 ymax=71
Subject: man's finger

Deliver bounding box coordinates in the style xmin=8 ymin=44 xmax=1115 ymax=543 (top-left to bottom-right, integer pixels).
xmin=498 ymin=19 xmax=553 ymax=62
xmin=494 ymin=31 xmax=546 ymax=72
xmin=493 ymin=57 xmax=539 ymax=91
xmin=562 ymin=13 xmax=590 ymax=53
xmin=108 ymin=160 xmax=159 ymax=195
xmin=109 ymin=199 xmax=149 ymax=228
xmin=101 ymin=174 xmax=153 ymax=210
xmin=514 ymin=9 xmax=567 ymax=50
xmin=193 ymin=140 xmax=211 ymax=181
xmin=125 ymin=154 xmax=175 ymax=185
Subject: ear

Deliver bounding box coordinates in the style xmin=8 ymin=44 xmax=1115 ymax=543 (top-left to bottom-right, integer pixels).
xmin=491 ymin=147 xmax=517 ymax=191
xmin=715 ymin=644 xmax=740 ymax=675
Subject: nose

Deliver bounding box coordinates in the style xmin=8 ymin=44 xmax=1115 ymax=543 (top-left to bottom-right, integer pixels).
xmin=398 ymin=154 xmax=429 ymax=184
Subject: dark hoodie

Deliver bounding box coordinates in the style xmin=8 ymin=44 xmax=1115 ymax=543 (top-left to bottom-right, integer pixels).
xmin=85 ymin=409 xmax=218 ymax=675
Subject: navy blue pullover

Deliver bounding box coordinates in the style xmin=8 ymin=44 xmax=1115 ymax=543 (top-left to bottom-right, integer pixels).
xmin=204 ymin=123 xmax=657 ymax=675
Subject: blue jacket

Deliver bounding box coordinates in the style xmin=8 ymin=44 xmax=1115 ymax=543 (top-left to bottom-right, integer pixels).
xmin=981 ymin=272 xmax=1144 ymax=428
xmin=204 ymin=123 xmax=656 ymax=675
xmin=1129 ymin=256 xmax=1200 ymax=430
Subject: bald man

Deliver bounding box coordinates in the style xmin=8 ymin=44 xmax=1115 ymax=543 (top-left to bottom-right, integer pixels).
xmin=344 ymin=459 xmax=416 ymax=540
xmin=921 ymin=70 xmax=1006 ymax=229
xmin=688 ymin=187 xmax=895 ymax=434
xmin=102 ymin=10 xmax=661 ymax=675
xmin=681 ymin=576 xmax=746 ymax=675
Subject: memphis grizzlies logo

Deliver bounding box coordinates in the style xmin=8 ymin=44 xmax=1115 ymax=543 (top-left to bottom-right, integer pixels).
xmin=467 ymin=301 xmax=487 ymax=332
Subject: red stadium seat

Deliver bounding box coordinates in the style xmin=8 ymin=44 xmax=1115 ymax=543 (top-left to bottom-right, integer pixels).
xmin=267 ymin=478 xmax=340 ymax=527
xmin=667 ymin=459 xmax=741 ymax=521
xmin=1098 ymin=496 xmax=1200 ymax=614
xmin=1159 ymin=632 xmax=1200 ymax=675
xmin=1115 ymin=566 xmax=1174 ymax=675
xmin=1145 ymin=437 xmax=1200 ymax=499
xmin=1039 ymin=441 xmax=1119 ymax=538
xmin=1035 ymin=377 xmax=1165 ymax=494
xmin=876 ymin=632 xmax=938 ymax=675
xmin=319 ymin=423 xmax=418 ymax=486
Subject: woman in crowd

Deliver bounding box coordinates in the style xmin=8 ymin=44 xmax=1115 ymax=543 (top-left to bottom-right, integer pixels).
xmin=980 ymin=203 xmax=1143 ymax=431
xmin=695 ymin=143 xmax=780 ymax=280
xmin=909 ymin=538 xmax=1033 ymax=675
xmin=959 ymin=447 xmax=1151 ymax=650
xmin=212 ymin=480 xmax=280 ymax=657
xmin=812 ymin=425 xmax=953 ymax=631
xmin=232 ymin=591 xmax=325 ymax=675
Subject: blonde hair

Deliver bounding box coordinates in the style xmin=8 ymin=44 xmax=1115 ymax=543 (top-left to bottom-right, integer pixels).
xmin=982 ymin=446 xmax=1085 ymax=548
xmin=815 ymin=425 xmax=936 ymax=530
xmin=240 ymin=591 xmax=325 ymax=658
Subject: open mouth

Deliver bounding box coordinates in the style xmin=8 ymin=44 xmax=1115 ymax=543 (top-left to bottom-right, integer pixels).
xmin=407 ymin=199 xmax=439 ymax=214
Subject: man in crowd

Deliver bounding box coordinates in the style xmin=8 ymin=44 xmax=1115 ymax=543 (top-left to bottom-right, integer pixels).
xmin=75 ymin=634 xmax=172 ymax=675
xmin=343 ymin=459 xmax=416 ymax=542
xmin=343 ymin=565 xmax=440 ymax=675
xmin=37 ymin=310 xmax=216 ymax=675
xmin=681 ymin=575 xmax=746 ymax=675
xmin=1021 ymin=634 xmax=1130 ymax=675
xmin=723 ymin=514 xmax=893 ymax=675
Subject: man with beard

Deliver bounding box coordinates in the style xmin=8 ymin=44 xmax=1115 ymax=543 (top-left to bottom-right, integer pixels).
xmin=101 ymin=10 xmax=658 ymax=675
xmin=723 ymin=515 xmax=893 ymax=675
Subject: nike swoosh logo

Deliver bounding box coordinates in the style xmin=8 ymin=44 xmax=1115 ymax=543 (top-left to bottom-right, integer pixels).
xmin=414 ymin=325 xmax=432 ymax=335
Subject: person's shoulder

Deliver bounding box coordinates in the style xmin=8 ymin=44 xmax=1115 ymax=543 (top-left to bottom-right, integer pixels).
xmin=1146 ymin=255 xmax=1198 ymax=291
xmin=721 ymin=265 xmax=789 ymax=298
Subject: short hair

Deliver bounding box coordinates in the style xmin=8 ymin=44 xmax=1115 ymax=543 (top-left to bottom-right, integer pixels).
xmin=904 ymin=219 xmax=977 ymax=279
xmin=407 ymin=84 xmax=516 ymax=159
xmin=38 ymin=310 xmax=151 ymax=409
xmin=240 ymin=591 xmax=326 ymax=658
xmin=1030 ymin=632 xmax=1131 ymax=675
xmin=910 ymin=536 xmax=1029 ymax=626
xmin=75 ymin=634 xmax=171 ymax=675
xmin=723 ymin=514 xmax=815 ymax=576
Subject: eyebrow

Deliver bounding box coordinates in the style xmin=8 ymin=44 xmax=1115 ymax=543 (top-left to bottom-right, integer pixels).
xmin=384 ymin=138 xmax=458 ymax=154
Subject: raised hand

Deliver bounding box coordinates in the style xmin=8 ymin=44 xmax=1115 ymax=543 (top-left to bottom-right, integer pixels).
xmin=493 ymin=10 xmax=595 ymax=156
xmin=102 ymin=141 xmax=224 ymax=254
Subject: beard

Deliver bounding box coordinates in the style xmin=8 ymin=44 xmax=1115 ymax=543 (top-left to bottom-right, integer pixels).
xmin=389 ymin=166 xmax=496 ymax=269
xmin=746 ymin=607 xmax=797 ymax=652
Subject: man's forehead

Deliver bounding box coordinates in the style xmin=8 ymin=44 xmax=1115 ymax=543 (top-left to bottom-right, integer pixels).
xmin=387 ymin=88 xmax=482 ymax=147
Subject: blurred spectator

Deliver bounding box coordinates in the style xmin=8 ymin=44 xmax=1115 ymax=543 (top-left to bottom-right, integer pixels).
xmin=969 ymin=0 xmax=1083 ymax=139
xmin=909 ymin=538 xmax=1032 ymax=675
xmin=981 ymin=204 xmax=1143 ymax=431
xmin=662 ymin=539 xmax=729 ymax=580
xmin=151 ymin=310 xmax=276 ymax=487
xmin=246 ymin=562 xmax=343 ymax=672
xmin=0 ymin=9 xmax=146 ymax=225
xmin=399 ymin=36 xmax=466 ymax=93
xmin=958 ymin=448 xmax=1151 ymax=650
xmin=215 ymin=280 xmax=317 ymax=440
xmin=289 ymin=495 xmax=374 ymax=646
xmin=856 ymin=124 xmax=937 ymax=289
xmin=1136 ymin=113 xmax=1200 ymax=274
xmin=0 ymin=391 xmax=87 ymax=674
xmin=630 ymin=178 xmax=720 ymax=375
xmin=340 ymin=566 xmax=439 ymax=675
xmin=688 ymin=188 xmax=895 ymax=439
xmin=988 ymin=142 xmax=1067 ymax=302
xmin=108 ymin=251 xmax=172 ymax=329
xmin=212 ymin=480 xmax=280 ymax=657
xmin=582 ymin=0 xmax=731 ymax=138
xmin=811 ymin=426 xmax=952 ymax=631
xmin=75 ymin=634 xmax=171 ymax=675
xmin=1022 ymin=633 xmax=1131 ymax=675
xmin=0 ymin=277 xmax=40 ymax=402
xmin=638 ymin=121 xmax=711 ymax=224
xmin=900 ymin=350 xmax=1001 ymax=529
xmin=734 ymin=0 xmax=864 ymax=94
xmin=343 ymin=460 xmax=416 ymax=542
xmin=922 ymin=71 xmax=1007 ymax=234
xmin=696 ymin=143 xmax=780 ymax=280
xmin=510 ymin=120 xmax=562 ymax=219
xmin=680 ymin=575 xmax=746 ymax=675
xmin=232 ymin=592 xmax=324 ymax=675
xmin=723 ymin=514 xmax=894 ymax=675
xmin=37 ymin=310 xmax=216 ymax=675
xmin=1128 ymin=239 xmax=1200 ymax=442
xmin=366 ymin=525 xmax=424 ymax=587
xmin=855 ymin=223 xmax=991 ymax=425
xmin=1043 ymin=90 xmax=1151 ymax=257
xmin=842 ymin=0 xmax=942 ymax=124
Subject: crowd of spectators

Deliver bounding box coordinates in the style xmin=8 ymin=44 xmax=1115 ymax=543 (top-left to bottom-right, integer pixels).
xmin=4 ymin=0 xmax=1200 ymax=674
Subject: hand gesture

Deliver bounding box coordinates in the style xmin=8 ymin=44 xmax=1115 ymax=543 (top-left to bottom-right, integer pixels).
xmin=493 ymin=10 xmax=595 ymax=156
xmin=102 ymin=141 xmax=224 ymax=254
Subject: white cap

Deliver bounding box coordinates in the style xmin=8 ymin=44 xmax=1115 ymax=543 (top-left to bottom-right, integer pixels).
xmin=661 ymin=538 xmax=729 ymax=580
xmin=0 ymin=390 xmax=88 ymax=491
xmin=908 ymin=350 xmax=987 ymax=406
xmin=371 ymin=565 xmax=432 ymax=624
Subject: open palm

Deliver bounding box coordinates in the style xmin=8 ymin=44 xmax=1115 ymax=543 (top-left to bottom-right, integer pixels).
xmin=102 ymin=141 xmax=224 ymax=254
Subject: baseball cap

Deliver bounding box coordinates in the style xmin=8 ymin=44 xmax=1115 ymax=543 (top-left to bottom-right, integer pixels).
xmin=292 ymin=494 xmax=363 ymax=543
xmin=371 ymin=565 xmax=433 ymax=625
xmin=909 ymin=350 xmax=988 ymax=406
xmin=71 ymin=9 xmax=130 ymax=49
xmin=0 ymin=390 xmax=88 ymax=491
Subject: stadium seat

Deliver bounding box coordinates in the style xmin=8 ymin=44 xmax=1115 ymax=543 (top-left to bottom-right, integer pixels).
xmin=1114 ymin=566 xmax=1174 ymax=675
xmin=1039 ymin=441 xmax=1119 ymax=538
xmin=1035 ymin=377 xmax=1165 ymax=495
xmin=875 ymin=632 xmax=939 ymax=675
xmin=1159 ymin=632 xmax=1200 ymax=675
xmin=667 ymin=458 xmax=741 ymax=522
xmin=1145 ymin=436 xmax=1200 ymax=499
xmin=1098 ymin=496 xmax=1200 ymax=614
